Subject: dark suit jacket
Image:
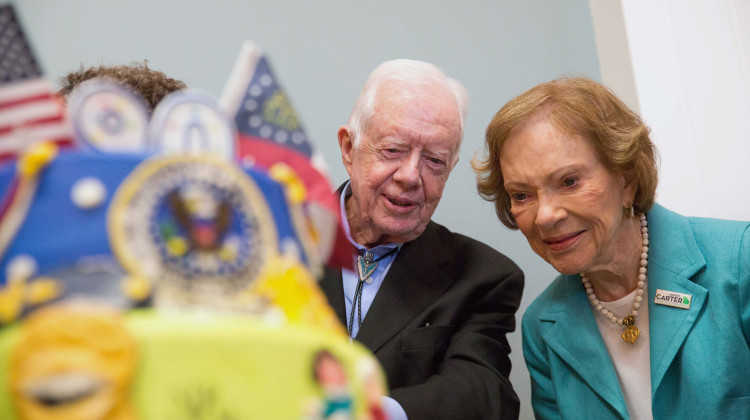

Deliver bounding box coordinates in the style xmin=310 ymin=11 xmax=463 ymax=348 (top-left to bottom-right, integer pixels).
xmin=320 ymin=217 xmax=524 ymax=420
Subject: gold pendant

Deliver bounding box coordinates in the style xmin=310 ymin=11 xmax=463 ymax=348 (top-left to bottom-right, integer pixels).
xmin=621 ymin=315 xmax=640 ymax=344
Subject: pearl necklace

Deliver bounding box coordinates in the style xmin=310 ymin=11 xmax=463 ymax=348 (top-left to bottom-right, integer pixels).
xmin=582 ymin=213 xmax=648 ymax=344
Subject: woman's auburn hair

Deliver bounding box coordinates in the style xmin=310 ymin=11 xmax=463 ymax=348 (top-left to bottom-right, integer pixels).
xmin=472 ymin=77 xmax=659 ymax=229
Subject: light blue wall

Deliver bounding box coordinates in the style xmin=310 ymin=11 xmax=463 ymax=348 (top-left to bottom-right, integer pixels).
xmin=17 ymin=1 xmax=600 ymax=418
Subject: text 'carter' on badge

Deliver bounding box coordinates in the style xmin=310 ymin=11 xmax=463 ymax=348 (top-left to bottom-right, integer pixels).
xmin=654 ymin=289 xmax=692 ymax=309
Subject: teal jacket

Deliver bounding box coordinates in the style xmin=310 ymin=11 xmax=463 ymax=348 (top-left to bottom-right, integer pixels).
xmin=522 ymin=204 xmax=750 ymax=419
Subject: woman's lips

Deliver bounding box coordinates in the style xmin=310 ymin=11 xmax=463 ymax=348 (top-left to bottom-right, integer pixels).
xmin=543 ymin=231 xmax=584 ymax=252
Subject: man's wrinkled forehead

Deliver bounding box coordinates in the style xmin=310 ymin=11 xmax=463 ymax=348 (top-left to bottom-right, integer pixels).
xmin=367 ymin=82 xmax=462 ymax=147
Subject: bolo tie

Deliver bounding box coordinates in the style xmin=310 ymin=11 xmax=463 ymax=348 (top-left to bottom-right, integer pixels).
xmin=348 ymin=247 xmax=398 ymax=338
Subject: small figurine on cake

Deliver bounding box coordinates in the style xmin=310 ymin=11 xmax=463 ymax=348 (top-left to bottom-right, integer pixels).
xmin=309 ymin=349 xmax=355 ymax=420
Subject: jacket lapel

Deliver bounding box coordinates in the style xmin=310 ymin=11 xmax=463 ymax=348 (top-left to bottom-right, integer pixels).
xmin=540 ymin=277 xmax=629 ymax=418
xmin=319 ymin=181 xmax=353 ymax=326
xmin=646 ymin=204 xmax=707 ymax=395
xmin=354 ymin=222 xmax=455 ymax=353
xmin=319 ymin=267 xmax=347 ymax=325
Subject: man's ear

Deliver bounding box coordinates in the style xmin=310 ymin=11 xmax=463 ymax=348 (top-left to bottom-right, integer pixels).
xmin=338 ymin=126 xmax=354 ymax=176
xmin=451 ymin=154 xmax=460 ymax=171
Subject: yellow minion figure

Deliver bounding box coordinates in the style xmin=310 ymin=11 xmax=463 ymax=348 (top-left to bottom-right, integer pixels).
xmin=9 ymin=303 xmax=136 ymax=420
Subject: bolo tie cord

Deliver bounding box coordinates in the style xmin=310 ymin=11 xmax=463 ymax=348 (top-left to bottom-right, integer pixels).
xmin=348 ymin=279 xmax=365 ymax=338
xmin=348 ymin=247 xmax=398 ymax=338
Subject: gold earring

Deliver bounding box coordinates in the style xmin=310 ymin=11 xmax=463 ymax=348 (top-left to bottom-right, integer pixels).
xmin=623 ymin=204 xmax=634 ymax=218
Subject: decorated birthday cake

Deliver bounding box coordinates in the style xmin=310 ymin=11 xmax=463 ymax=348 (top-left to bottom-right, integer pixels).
xmin=0 ymin=46 xmax=386 ymax=420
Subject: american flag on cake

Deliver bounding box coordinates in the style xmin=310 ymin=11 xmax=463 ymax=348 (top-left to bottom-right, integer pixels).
xmin=0 ymin=4 xmax=72 ymax=163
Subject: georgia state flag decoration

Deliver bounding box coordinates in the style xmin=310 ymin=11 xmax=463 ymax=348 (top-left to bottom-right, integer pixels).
xmin=220 ymin=42 xmax=350 ymax=268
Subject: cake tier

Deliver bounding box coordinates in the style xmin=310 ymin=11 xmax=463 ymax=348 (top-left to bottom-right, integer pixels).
xmin=0 ymin=309 xmax=384 ymax=420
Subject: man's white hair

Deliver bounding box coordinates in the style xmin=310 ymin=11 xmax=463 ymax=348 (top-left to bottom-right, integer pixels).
xmin=345 ymin=59 xmax=469 ymax=162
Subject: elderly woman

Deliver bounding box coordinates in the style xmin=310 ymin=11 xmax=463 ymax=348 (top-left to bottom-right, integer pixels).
xmin=473 ymin=77 xmax=750 ymax=419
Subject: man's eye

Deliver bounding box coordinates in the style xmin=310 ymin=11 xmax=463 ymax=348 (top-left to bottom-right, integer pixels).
xmin=427 ymin=157 xmax=445 ymax=165
xmin=562 ymin=177 xmax=578 ymax=187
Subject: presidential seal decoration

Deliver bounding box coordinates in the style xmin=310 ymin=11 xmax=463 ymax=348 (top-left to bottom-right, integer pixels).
xmin=108 ymin=155 xmax=278 ymax=310
xmin=68 ymin=79 xmax=150 ymax=153
xmin=149 ymin=91 xmax=236 ymax=160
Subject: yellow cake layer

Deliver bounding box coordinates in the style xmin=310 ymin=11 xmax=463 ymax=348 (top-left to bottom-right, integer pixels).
xmin=0 ymin=309 xmax=383 ymax=420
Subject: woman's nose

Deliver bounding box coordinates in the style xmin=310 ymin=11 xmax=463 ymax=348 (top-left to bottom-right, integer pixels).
xmin=535 ymin=195 xmax=565 ymax=229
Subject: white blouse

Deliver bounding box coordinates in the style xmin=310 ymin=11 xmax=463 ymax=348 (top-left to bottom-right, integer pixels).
xmin=593 ymin=289 xmax=653 ymax=420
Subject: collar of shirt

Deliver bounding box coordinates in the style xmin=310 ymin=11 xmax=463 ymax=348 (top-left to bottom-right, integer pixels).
xmin=340 ymin=181 xmax=402 ymax=338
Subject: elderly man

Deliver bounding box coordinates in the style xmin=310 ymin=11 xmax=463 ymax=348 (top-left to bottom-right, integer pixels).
xmin=320 ymin=59 xmax=524 ymax=419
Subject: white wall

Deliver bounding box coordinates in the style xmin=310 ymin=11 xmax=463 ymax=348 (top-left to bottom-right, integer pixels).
xmin=17 ymin=1 xmax=601 ymax=418
xmin=591 ymin=0 xmax=750 ymax=221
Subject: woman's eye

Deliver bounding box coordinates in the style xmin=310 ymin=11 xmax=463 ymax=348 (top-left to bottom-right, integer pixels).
xmin=511 ymin=193 xmax=527 ymax=202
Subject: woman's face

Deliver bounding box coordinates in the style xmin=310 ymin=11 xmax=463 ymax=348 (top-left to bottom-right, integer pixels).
xmin=499 ymin=113 xmax=636 ymax=275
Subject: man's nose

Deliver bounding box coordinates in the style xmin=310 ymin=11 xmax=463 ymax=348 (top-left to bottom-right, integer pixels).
xmin=393 ymin=153 xmax=421 ymax=188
